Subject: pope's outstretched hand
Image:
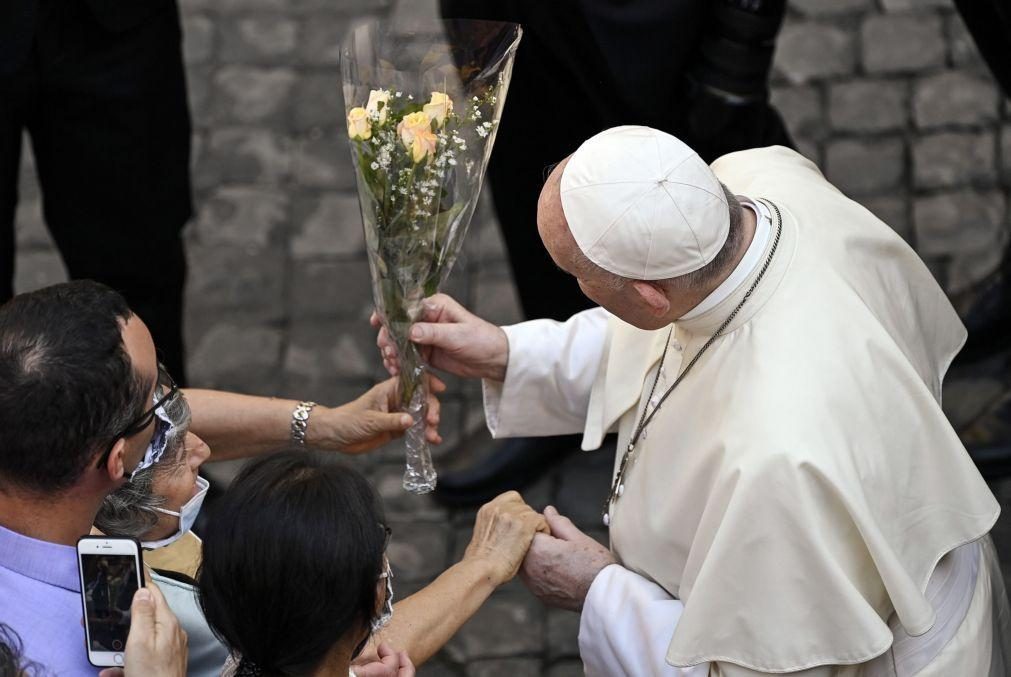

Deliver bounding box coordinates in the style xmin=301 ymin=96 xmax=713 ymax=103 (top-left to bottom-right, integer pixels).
xmin=372 ymin=293 xmax=509 ymax=382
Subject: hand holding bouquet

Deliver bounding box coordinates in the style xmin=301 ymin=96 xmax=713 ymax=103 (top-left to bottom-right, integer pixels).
xmin=342 ymin=20 xmax=522 ymax=493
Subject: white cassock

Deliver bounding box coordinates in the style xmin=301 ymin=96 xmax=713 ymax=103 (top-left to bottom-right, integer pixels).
xmin=483 ymin=146 xmax=1011 ymax=676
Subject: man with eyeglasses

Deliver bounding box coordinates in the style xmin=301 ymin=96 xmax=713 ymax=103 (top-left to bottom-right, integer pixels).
xmin=0 ymin=280 xmax=441 ymax=676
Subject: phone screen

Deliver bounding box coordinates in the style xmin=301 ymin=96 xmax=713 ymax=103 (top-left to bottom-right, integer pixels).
xmin=80 ymin=553 xmax=140 ymax=653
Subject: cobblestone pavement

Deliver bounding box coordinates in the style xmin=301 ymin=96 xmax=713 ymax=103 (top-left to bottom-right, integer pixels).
xmin=10 ymin=0 xmax=1011 ymax=674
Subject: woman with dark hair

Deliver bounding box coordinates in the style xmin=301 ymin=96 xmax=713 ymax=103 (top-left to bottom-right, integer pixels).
xmin=198 ymin=452 xmax=546 ymax=676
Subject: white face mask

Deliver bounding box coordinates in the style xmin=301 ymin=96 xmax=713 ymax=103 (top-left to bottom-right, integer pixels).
xmin=142 ymin=475 xmax=209 ymax=549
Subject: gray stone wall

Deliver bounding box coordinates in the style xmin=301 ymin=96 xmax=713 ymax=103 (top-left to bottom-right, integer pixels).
xmin=10 ymin=0 xmax=1011 ymax=674
xmin=773 ymin=0 xmax=1010 ymax=295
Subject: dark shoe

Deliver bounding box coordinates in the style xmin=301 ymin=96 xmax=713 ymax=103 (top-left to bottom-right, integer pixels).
xmin=962 ymin=389 xmax=1011 ymax=481
xmin=954 ymin=258 xmax=1011 ymax=367
xmin=968 ymin=443 xmax=1011 ymax=481
xmin=434 ymin=434 xmax=580 ymax=507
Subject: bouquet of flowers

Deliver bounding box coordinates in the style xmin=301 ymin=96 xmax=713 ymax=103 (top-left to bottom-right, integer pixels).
xmin=341 ymin=20 xmax=522 ymax=493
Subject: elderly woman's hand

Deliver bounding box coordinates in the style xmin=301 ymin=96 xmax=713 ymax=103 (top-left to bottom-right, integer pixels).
xmin=321 ymin=375 xmax=446 ymax=454
xmin=463 ymin=491 xmax=549 ymax=586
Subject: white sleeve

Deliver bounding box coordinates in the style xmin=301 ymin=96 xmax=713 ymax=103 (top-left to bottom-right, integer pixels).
xmin=579 ymin=565 xmax=710 ymax=677
xmin=482 ymin=307 xmax=609 ymax=439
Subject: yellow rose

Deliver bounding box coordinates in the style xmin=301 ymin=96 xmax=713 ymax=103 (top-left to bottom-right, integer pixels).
xmin=423 ymin=92 xmax=453 ymax=128
xmin=397 ymin=111 xmax=437 ymax=163
xmin=366 ymin=89 xmax=391 ymax=123
xmin=347 ymin=107 xmax=371 ymax=140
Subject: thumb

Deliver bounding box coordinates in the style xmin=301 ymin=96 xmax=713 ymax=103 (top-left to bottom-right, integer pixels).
xmin=409 ymin=322 xmax=462 ymax=348
xmin=366 ymin=410 xmax=415 ymax=433
xmin=99 ymin=670 xmax=125 ymax=677
xmin=130 ymin=587 xmax=156 ymax=635
xmin=543 ymin=505 xmax=583 ymax=541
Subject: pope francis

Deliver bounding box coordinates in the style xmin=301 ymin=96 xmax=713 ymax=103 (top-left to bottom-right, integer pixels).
xmin=375 ymin=126 xmax=1011 ymax=675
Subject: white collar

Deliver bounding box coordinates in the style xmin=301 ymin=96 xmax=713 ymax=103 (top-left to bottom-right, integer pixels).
xmin=680 ymin=198 xmax=770 ymax=321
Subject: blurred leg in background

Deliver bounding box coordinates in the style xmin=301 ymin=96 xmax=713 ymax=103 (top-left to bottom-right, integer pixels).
xmin=0 ymin=0 xmax=191 ymax=382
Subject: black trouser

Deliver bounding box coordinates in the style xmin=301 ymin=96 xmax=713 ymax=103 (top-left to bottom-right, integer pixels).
xmin=443 ymin=0 xmax=793 ymax=322
xmin=0 ymin=0 xmax=191 ymax=381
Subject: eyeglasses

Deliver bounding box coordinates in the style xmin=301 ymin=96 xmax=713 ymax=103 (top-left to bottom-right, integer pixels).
xmin=381 ymin=524 xmax=392 ymax=553
xmin=97 ymin=364 xmax=179 ymax=470
xmin=378 ymin=525 xmax=393 ymax=587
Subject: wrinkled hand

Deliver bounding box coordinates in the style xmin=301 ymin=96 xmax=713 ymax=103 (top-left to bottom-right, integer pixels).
xmin=464 ymin=491 xmax=550 ymax=586
xmin=98 ymin=585 xmax=188 ymax=677
xmin=520 ymin=506 xmax=617 ymax=612
xmin=352 ymin=642 xmax=415 ymax=677
xmin=321 ymin=375 xmax=446 ymax=454
xmin=372 ymin=293 xmax=509 ymax=382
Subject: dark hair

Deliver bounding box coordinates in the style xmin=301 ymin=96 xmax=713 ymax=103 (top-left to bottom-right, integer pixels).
xmin=198 ymin=452 xmax=386 ymax=677
xmin=0 ymin=281 xmax=149 ymax=493
xmin=0 ymin=623 xmax=46 ymax=677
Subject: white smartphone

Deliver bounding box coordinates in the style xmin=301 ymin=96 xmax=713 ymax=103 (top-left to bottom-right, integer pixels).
xmin=76 ymin=536 xmax=144 ymax=668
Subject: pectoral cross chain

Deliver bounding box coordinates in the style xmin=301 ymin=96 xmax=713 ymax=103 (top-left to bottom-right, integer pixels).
xmin=600 ymin=200 xmax=784 ymax=528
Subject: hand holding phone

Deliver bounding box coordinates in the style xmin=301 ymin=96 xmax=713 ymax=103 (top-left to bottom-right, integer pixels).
xmin=77 ymin=536 xmax=144 ymax=667
xmin=98 ymin=585 xmax=188 ymax=677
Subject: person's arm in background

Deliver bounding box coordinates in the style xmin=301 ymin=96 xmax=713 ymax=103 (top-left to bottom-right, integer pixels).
xmin=359 ymin=492 xmax=549 ymax=666
xmin=183 ymin=375 xmax=444 ymax=462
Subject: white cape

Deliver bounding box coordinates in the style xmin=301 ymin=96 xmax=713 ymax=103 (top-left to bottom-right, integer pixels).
xmin=576 ymin=147 xmax=1001 ymax=671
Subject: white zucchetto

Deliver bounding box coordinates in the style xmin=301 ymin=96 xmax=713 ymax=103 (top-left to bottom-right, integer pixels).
xmin=559 ymin=126 xmax=730 ymax=280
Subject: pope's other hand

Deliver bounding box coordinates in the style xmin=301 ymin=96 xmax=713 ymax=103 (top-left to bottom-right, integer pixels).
xmin=464 ymin=491 xmax=550 ymax=586
xmin=372 ymin=293 xmax=509 ymax=382
xmin=520 ymin=506 xmax=617 ymax=612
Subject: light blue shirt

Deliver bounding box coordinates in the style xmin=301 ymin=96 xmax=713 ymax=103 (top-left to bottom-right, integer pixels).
xmin=0 ymin=524 xmax=228 ymax=677
xmin=0 ymin=523 xmax=97 ymax=676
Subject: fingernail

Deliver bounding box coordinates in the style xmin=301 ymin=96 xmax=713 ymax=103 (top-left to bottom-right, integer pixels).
xmin=400 ymin=415 xmax=413 ymax=426
xmin=410 ymin=327 xmax=422 ymax=340
xmin=135 ymin=589 xmax=152 ymax=602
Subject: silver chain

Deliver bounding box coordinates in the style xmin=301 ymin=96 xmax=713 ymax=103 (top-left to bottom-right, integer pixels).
xmin=603 ymin=200 xmax=784 ymax=526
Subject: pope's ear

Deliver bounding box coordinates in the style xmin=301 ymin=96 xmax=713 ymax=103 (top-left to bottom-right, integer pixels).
xmin=104 ymin=438 xmax=129 ymax=482
xmin=631 ymin=281 xmax=670 ymax=317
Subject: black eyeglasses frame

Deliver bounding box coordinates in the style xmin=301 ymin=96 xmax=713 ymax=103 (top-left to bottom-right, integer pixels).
xmin=96 ymin=364 xmax=179 ymax=469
